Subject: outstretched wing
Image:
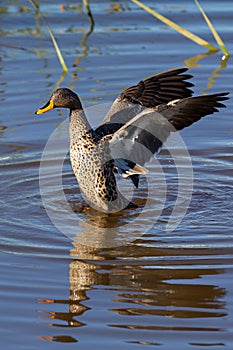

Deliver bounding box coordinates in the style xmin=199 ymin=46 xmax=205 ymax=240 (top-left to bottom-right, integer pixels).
xmin=108 ymin=92 xmax=229 ymax=182
xmin=96 ymin=68 xmax=193 ymax=137
xmin=157 ymin=92 xmax=229 ymax=130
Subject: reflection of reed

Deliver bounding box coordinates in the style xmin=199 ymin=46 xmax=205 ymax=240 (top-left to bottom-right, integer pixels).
xmin=184 ymin=52 xmax=229 ymax=90
xmin=205 ymin=55 xmax=230 ymax=90
xmin=72 ymin=30 xmax=93 ymax=72
xmin=83 ymin=0 xmax=95 ymax=34
xmin=72 ymin=2 xmax=95 ymax=70
xmin=53 ymin=3 xmax=95 ymax=87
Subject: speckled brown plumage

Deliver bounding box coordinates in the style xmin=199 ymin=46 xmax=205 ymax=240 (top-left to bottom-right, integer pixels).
xmin=35 ymin=68 xmax=229 ymax=212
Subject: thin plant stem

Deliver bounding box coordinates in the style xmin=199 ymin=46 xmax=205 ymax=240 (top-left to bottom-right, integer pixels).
xmin=29 ymin=0 xmax=68 ymax=72
xmin=194 ymin=0 xmax=230 ymax=57
xmin=131 ymin=0 xmax=218 ymax=52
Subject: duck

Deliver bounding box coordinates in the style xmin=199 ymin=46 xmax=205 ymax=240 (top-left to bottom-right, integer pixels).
xmin=35 ymin=68 xmax=229 ymax=212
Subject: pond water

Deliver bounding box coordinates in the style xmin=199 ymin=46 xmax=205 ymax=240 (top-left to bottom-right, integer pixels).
xmin=0 ymin=1 xmax=233 ymax=349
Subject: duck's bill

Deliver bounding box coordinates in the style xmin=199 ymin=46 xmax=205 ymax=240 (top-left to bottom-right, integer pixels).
xmin=35 ymin=100 xmax=54 ymax=114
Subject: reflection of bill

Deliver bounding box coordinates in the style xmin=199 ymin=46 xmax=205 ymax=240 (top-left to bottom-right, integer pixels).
xmin=36 ymin=68 xmax=228 ymax=247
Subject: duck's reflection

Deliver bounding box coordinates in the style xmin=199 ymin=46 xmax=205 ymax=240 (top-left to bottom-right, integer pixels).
xmin=69 ymin=243 xmax=226 ymax=320
xmin=38 ymin=213 xmax=228 ymax=344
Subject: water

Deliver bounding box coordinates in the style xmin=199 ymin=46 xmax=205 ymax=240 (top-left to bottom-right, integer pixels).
xmin=0 ymin=1 xmax=233 ymax=349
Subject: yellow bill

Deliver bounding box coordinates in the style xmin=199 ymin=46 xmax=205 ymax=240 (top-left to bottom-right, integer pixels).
xmin=35 ymin=99 xmax=54 ymax=115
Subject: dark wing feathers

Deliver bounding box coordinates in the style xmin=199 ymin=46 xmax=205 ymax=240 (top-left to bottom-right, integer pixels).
xmin=96 ymin=68 xmax=229 ymax=187
xmin=108 ymin=92 xmax=229 ymax=185
xmin=98 ymin=67 xmax=193 ymax=130
xmin=119 ymin=67 xmax=193 ymax=107
xmin=159 ymin=92 xmax=229 ymax=130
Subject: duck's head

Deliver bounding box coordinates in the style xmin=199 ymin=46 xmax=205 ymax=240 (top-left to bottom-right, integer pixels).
xmin=35 ymin=88 xmax=82 ymax=115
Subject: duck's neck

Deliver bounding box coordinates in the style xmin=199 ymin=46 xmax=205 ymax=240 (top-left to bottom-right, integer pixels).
xmin=69 ymin=108 xmax=94 ymax=145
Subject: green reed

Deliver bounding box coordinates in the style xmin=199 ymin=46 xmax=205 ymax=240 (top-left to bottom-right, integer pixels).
xmin=29 ymin=0 xmax=68 ymax=72
xmin=131 ymin=0 xmax=229 ymax=57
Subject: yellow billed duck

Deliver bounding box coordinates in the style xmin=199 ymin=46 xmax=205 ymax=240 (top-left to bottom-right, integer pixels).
xmin=36 ymin=68 xmax=229 ymax=212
